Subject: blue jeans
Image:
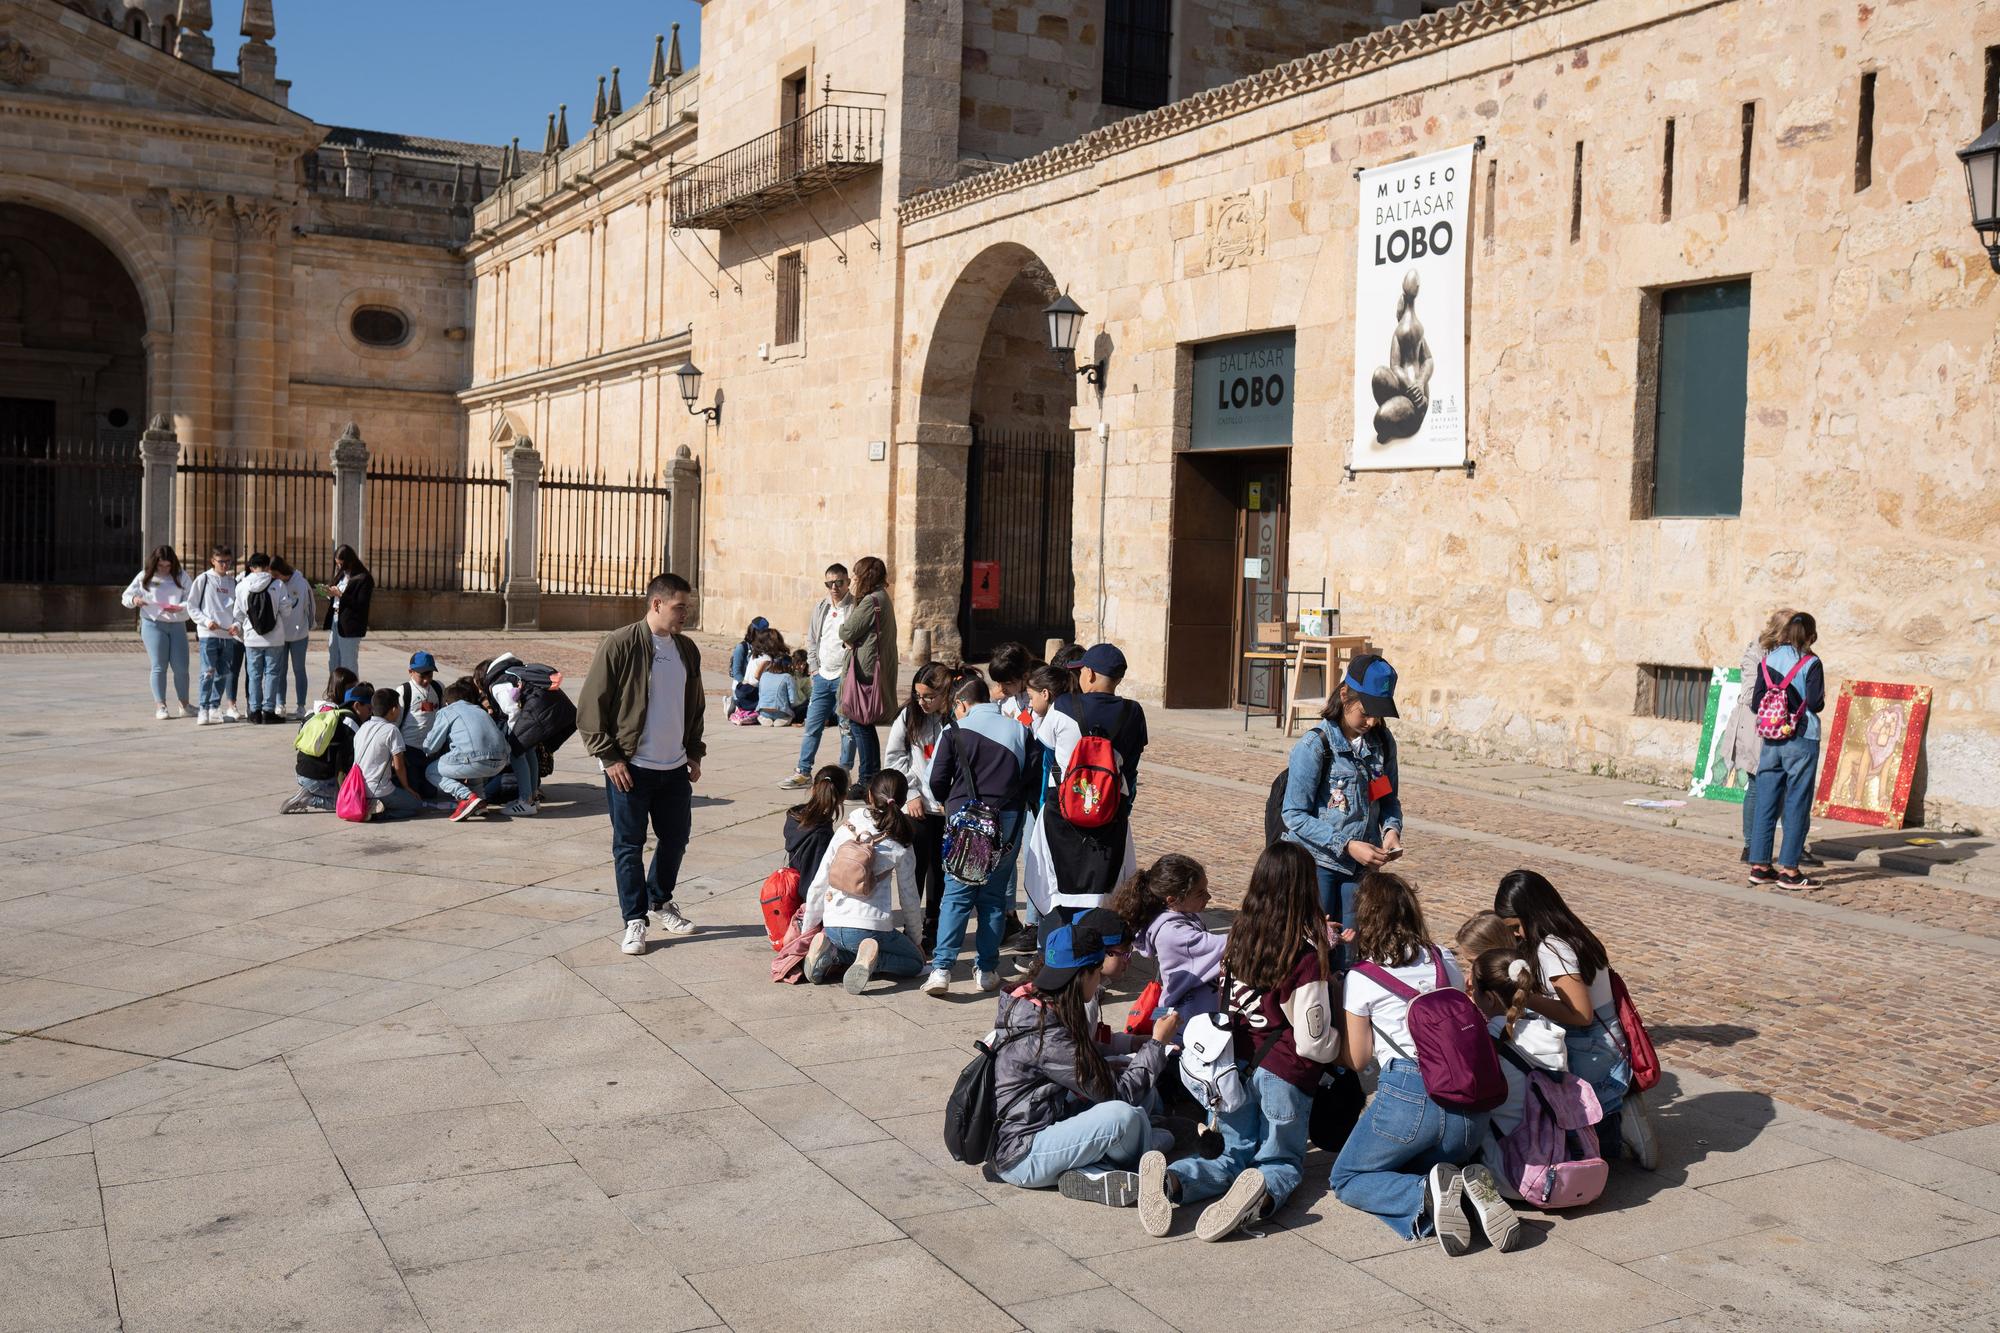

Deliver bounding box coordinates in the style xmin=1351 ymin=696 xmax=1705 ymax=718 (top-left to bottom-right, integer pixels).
xmin=1314 ymin=866 xmax=1359 ymax=964
xmin=198 ymin=636 xmax=242 ymax=710
xmin=484 ymin=750 xmax=539 ymax=804
xmin=275 ymin=639 xmax=310 ymax=711
xmin=996 ymin=1099 xmax=1151 ymax=1189
xmin=605 ymin=763 xmax=693 ymax=924
xmin=373 ymin=786 xmax=424 ymax=821
xmin=296 ymin=774 xmax=336 ymax=809
xmin=1750 ymin=735 xmax=1819 ymax=868
xmin=849 ymin=721 xmax=881 ymax=783
xmin=1330 ymin=1060 xmax=1488 ymax=1239
xmin=794 ymin=675 xmax=856 ymax=776
xmin=428 ymin=753 xmax=504 ymax=801
xmin=930 ymin=811 xmax=1022 ymax=974
xmin=810 ymin=926 xmax=928 ymax=983
xmin=140 ymin=619 xmax=190 ymax=706
xmin=1567 ymin=1006 xmax=1631 ymax=1149
xmin=245 ymin=645 xmax=282 ymax=715
xmin=328 ymin=627 xmax=360 ymax=676
xmin=1169 ymin=1066 xmax=1312 ymax=1211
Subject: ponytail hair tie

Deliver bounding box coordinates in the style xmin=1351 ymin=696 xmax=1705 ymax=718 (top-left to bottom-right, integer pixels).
xmin=1508 ymin=959 xmax=1531 ymax=984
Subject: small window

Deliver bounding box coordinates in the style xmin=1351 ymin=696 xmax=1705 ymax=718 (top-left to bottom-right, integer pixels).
xmin=1640 ymin=664 xmax=1710 ymax=723
xmin=1104 ymin=0 xmax=1173 ymax=111
xmin=351 ymin=306 xmax=411 ymax=348
xmin=775 ymin=252 xmax=803 ymax=346
xmin=1644 ymin=280 xmax=1750 ymax=518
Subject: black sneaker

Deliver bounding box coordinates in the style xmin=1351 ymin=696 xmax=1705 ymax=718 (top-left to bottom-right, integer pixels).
xmin=1747 ymin=865 xmax=1778 ymax=886
xmin=1056 ymin=1167 xmax=1138 ymax=1207
xmin=1775 ymin=869 xmax=1819 ymax=888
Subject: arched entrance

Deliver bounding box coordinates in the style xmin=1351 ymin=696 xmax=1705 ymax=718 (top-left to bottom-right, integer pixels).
xmin=914 ymin=242 xmax=1079 ymax=660
xmin=0 ymin=203 xmax=148 ymax=584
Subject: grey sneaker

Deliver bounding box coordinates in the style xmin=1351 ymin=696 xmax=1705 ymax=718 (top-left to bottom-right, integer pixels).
xmin=1622 ymin=1087 xmax=1662 ymax=1170
xmin=778 ymin=772 xmax=812 ymax=790
xmin=277 ymin=790 xmax=312 ymax=815
xmin=651 ymin=903 xmax=696 ymax=935
xmin=1194 ymin=1168 xmax=1268 ymax=1242
xmin=842 ymin=937 xmax=879 ymax=994
xmin=1057 ymin=1167 xmax=1138 ymax=1207
xmin=1459 ymin=1163 xmax=1522 ymax=1252
xmin=1426 ymin=1164 xmax=1472 ymax=1257
xmin=1137 ymin=1150 xmax=1175 ymax=1237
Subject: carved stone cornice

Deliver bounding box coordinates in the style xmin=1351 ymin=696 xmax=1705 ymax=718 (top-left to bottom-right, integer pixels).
xmin=164 ymin=190 xmax=228 ymax=235
xmin=232 ymin=197 xmax=288 ymax=239
xmin=899 ymin=0 xmax=1588 ymax=225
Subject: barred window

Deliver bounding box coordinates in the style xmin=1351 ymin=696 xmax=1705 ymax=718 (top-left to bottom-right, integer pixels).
xmin=1104 ymin=0 xmax=1172 ymax=111
xmin=1641 ymin=664 xmax=1710 ymax=723
xmin=775 ymin=252 xmax=803 ymax=346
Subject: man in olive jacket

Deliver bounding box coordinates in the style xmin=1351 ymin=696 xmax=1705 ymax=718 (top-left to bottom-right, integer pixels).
xmin=578 ymin=572 xmax=706 ymax=955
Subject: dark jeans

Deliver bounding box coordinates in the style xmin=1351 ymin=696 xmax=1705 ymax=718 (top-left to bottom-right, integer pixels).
xmin=1314 ymin=865 xmax=1360 ymax=965
xmin=913 ymin=811 xmax=947 ymax=951
xmin=606 ymin=763 xmax=693 ymax=924
xmin=848 ymin=720 xmax=881 ymax=783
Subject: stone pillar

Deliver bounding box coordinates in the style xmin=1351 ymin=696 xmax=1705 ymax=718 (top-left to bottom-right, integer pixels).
xmin=503 ymin=437 xmax=543 ymax=631
xmin=229 ymin=199 xmax=285 ymax=456
xmin=667 ymin=443 xmax=701 ymax=612
xmin=330 ymin=422 xmax=368 ymax=556
xmin=138 ymin=414 xmax=180 ymax=558
xmin=164 ymin=191 xmax=222 ymax=449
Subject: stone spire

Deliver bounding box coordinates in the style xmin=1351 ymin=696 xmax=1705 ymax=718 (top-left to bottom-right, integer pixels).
xmin=504 ymin=139 xmax=521 ymax=182
xmin=649 ymin=33 xmax=666 ymax=89
xmin=542 ymin=113 xmax=557 ymax=155
xmin=607 ymin=66 xmax=622 ymax=118
xmin=450 ymin=161 xmax=467 ymax=205
xmin=236 ymin=0 xmax=277 ymax=101
xmin=173 ymin=0 xmax=213 ymax=69
xmin=666 ymin=22 xmax=683 ymax=79
xmin=555 ymin=104 xmax=570 ymax=151
xmin=592 ymin=76 xmax=606 ymax=127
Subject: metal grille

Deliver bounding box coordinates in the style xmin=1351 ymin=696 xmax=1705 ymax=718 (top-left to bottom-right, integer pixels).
xmin=1643 ymin=664 xmax=1710 ymax=723
xmin=775 ymin=252 xmax=803 ymax=345
xmin=0 ymin=438 xmax=143 ymax=585
xmin=538 ymin=466 xmax=674 ymax=596
xmin=959 ymin=427 xmax=1075 ymax=659
xmin=174 ymin=447 xmax=332 ymax=577
xmin=366 ymin=455 xmax=509 ymax=592
xmin=1104 ymin=0 xmax=1173 ymax=110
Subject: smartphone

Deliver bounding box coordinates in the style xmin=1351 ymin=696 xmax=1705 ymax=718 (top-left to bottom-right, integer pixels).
xmin=1384 ymin=846 xmax=1405 ymax=861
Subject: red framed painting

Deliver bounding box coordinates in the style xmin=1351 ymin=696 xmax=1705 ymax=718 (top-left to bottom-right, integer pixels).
xmin=1812 ymin=680 xmax=1932 ymax=827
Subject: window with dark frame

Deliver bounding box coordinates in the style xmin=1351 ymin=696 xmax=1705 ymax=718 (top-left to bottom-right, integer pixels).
xmin=1104 ymin=0 xmax=1173 ymax=111
xmin=1738 ymin=103 xmax=1756 ymax=206
xmin=775 ymin=252 xmax=803 ymax=346
xmin=1569 ymin=140 xmax=1584 ymax=243
xmin=1660 ymin=118 xmax=1676 ymax=220
xmin=1644 ymin=280 xmax=1751 ymax=518
xmin=1640 ymin=664 xmax=1710 ymax=723
xmin=1855 ymin=71 xmax=1877 ymax=192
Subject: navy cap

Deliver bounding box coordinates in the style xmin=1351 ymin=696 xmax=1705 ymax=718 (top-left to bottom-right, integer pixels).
xmin=1077 ymin=643 xmax=1127 ymax=678
xmin=408 ymin=651 xmax=436 ymax=671
xmin=1343 ymin=653 xmax=1399 ymax=718
xmin=750 ymin=616 xmax=769 ymax=632
xmin=1073 ymin=907 xmax=1129 ymax=951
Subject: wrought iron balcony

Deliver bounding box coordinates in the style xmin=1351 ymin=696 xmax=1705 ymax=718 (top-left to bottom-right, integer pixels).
xmin=669 ymin=104 xmax=883 ymax=229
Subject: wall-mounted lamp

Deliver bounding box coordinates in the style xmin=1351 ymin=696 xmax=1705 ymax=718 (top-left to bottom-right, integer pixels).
xmin=1959 ymin=121 xmax=2000 ymax=274
xmin=674 ymin=360 xmax=721 ymax=425
xmin=1043 ymin=292 xmax=1104 ymax=386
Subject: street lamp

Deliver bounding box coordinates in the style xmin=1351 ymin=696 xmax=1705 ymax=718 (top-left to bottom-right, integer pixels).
xmin=1043 ymin=292 xmax=1104 ymax=386
xmin=674 ymin=360 xmax=721 ymax=425
xmin=1961 ymin=121 xmax=2000 ymax=275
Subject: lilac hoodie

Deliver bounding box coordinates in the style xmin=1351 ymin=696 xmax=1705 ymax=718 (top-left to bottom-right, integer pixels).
xmin=1137 ymin=910 xmax=1227 ymax=1018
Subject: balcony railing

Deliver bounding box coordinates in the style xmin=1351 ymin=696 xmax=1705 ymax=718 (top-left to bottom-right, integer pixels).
xmin=670 ymin=103 xmax=883 ymax=229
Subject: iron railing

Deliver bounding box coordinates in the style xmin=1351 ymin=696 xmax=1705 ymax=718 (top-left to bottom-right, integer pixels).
xmin=669 ymin=103 xmax=884 ymax=229
xmin=174 ymin=447 xmax=333 ymax=579
xmin=538 ymin=466 xmax=674 ymax=597
xmin=366 ymin=455 xmax=509 ymax=592
xmin=960 ymin=427 xmax=1076 ymax=659
xmin=0 ymin=438 xmax=143 ymax=585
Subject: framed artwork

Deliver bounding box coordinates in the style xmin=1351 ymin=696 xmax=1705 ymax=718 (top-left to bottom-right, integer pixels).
xmin=1688 ymin=667 xmax=1748 ymax=804
xmin=1813 ymin=680 xmax=1932 ymax=827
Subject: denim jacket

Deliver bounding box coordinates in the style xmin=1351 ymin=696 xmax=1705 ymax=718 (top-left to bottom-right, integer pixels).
xmin=1279 ymin=722 xmax=1402 ymax=874
xmin=428 ymin=700 xmax=507 ymax=767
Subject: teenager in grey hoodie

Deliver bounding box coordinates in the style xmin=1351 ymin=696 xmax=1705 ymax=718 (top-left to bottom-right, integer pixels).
xmin=233 ymin=553 xmax=296 ymax=724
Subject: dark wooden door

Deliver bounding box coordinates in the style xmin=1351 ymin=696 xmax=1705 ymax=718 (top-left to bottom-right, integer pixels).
xmin=1164 ymin=453 xmax=1237 ymax=708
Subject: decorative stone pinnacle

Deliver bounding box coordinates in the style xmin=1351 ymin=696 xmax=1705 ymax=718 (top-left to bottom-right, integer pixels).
xmin=649 ymin=34 xmax=666 ymax=88
xmin=176 ymin=0 xmax=211 ymax=32
xmin=239 ymin=0 xmax=274 ymax=42
xmin=666 ymin=22 xmax=683 ymax=79
xmin=592 ymin=76 xmax=606 ymax=126
xmin=607 ymin=66 xmax=622 ymax=118
xmin=339 ymin=422 xmax=361 ymax=442
xmin=146 ymin=413 xmax=174 ymax=435
xmin=542 ymin=112 xmax=557 ymax=154
xmin=555 ymin=104 xmax=570 ymax=150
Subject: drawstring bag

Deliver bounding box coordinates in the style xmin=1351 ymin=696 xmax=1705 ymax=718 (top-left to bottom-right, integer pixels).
xmin=334 ymin=764 xmax=371 ymax=822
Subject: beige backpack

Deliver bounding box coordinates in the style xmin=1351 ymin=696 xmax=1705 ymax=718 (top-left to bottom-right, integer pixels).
xmin=827 ymin=820 xmax=890 ymax=898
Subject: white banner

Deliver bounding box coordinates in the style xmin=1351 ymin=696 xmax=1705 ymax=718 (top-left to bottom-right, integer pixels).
xmin=1351 ymin=143 xmax=1473 ymax=471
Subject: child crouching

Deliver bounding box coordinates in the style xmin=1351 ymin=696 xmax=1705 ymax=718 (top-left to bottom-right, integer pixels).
xmin=427 ymin=678 xmax=509 ymax=821
xmin=800 ymin=771 xmax=926 ymax=992
xmin=281 ymin=670 xmax=361 ymax=813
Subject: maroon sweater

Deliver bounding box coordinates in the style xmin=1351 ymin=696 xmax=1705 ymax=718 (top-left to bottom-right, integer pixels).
xmin=1222 ymin=945 xmax=1334 ymax=1093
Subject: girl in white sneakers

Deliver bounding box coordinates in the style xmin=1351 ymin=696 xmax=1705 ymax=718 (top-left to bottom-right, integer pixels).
xmin=122 ymin=544 xmax=192 ymax=719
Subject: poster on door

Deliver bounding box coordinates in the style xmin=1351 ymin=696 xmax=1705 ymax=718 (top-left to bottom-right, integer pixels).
xmin=1245 ymin=506 xmax=1279 ymax=708
xmin=1350 ymin=143 xmax=1473 ymax=472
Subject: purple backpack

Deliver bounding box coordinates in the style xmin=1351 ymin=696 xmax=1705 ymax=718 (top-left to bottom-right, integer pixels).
xmin=1491 ymin=1042 xmax=1607 ymax=1208
xmin=1354 ymin=948 xmax=1507 ymax=1113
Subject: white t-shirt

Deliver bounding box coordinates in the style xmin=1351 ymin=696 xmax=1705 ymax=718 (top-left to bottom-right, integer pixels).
xmin=399 ymin=680 xmax=442 ymax=747
xmin=352 ymin=716 xmax=406 ymax=799
xmin=634 ymin=633 xmax=688 ymax=770
xmin=817 ymin=603 xmax=850 ymax=681
xmin=1538 ymin=937 xmax=1614 ymax=1013
xmin=1344 ymin=947 xmax=1466 ymax=1070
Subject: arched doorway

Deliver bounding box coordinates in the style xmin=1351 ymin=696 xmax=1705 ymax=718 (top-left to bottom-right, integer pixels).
xmin=0 ymin=203 xmax=148 ymax=584
xmin=915 ymin=242 xmax=1079 ymax=660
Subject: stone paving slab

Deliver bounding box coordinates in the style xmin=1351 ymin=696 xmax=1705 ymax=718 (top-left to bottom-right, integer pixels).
xmin=0 ymin=646 xmax=1995 ymax=1330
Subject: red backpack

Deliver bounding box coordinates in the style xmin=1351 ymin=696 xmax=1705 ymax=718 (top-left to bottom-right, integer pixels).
xmin=1608 ymin=969 xmax=1661 ymax=1092
xmin=758 ymin=868 xmax=802 ymax=950
xmin=1754 ymin=654 xmax=1815 ymax=741
xmin=1058 ymin=716 xmax=1127 ymax=829
xmin=1354 ymin=948 xmax=1508 ymax=1113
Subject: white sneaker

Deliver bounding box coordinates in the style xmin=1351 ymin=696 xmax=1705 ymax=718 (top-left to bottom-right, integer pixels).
xmin=222 ymin=705 xmax=240 ymax=722
xmin=976 ymin=968 xmax=1001 ymax=992
xmin=778 ymin=773 xmax=812 ymax=790
xmin=620 ymin=920 xmax=647 ymax=955
xmin=805 ymin=931 xmax=838 ymax=985
xmin=504 ymin=800 xmax=539 ymax=817
xmin=155 ymin=705 xmax=170 ymax=720
xmin=1622 ymin=1087 xmax=1662 ymax=1170
xmin=194 ymin=709 xmax=214 ymax=726
xmin=922 ymin=969 xmax=951 ymax=997
xmin=1459 ymin=1163 xmax=1523 ymax=1252
xmin=651 ymin=903 xmax=695 ymax=935
xmin=1426 ymin=1164 xmax=1472 ymax=1257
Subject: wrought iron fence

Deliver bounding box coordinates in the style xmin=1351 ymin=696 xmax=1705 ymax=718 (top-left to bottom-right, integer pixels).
xmin=538 ymin=465 xmax=674 ymax=596
xmin=366 ymin=455 xmax=509 ymax=592
xmin=174 ymin=447 xmax=333 ymax=577
xmin=0 ymin=438 xmax=144 ymax=585
xmin=669 ymin=103 xmax=884 ymax=228
xmin=960 ymin=427 xmax=1076 ymax=659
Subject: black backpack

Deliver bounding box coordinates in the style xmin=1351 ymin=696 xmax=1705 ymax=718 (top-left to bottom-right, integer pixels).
xmin=245 ymin=585 xmax=277 ymax=635
xmin=488 ymin=660 xmax=577 ymax=755
xmin=942 ymin=1029 xmax=1028 ymax=1165
xmin=1264 ymin=726 xmax=1333 ymax=847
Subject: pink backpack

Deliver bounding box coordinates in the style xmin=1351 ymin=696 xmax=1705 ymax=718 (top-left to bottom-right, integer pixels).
xmin=1754 ymin=654 xmax=1815 ymax=741
xmin=1354 ymin=948 xmax=1507 ymax=1113
xmin=1491 ymin=1042 xmax=1607 ymax=1208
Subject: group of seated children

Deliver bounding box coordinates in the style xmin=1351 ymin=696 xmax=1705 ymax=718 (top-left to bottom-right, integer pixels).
xmin=281 ymin=654 xmax=546 ymax=822
xmin=728 ymin=618 xmax=810 ymax=727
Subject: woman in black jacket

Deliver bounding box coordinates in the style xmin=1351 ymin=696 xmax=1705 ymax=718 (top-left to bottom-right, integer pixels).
xmin=323 ymin=544 xmax=373 ymax=676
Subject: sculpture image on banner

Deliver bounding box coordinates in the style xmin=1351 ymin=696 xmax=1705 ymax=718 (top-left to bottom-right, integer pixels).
xmin=1688 ymin=667 xmax=1748 ymax=804
xmin=1350 ymin=143 xmax=1473 ymax=471
xmin=1813 ymin=680 xmax=1932 ymax=828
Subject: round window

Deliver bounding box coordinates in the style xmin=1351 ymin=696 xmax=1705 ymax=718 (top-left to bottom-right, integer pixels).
xmin=106 ymin=408 xmax=131 ymax=429
xmin=350 ymin=306 xmax=411 ymax=348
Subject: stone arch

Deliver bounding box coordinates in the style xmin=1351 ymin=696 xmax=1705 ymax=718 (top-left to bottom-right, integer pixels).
xmin=0 ymin=175 xmax=173 ymax=338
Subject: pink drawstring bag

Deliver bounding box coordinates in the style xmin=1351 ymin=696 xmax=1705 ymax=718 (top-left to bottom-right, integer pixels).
xmin=335 ymin=765 xmax=371 ymax=822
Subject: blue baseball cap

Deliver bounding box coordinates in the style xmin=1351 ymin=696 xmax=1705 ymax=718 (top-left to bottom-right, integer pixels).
xmin=1343 ymin=653 xmax=1399 ymax=718
xmin=1077 ymin=643 xmax=1127 ymax=678
xmin=1034 ymin=925 xmax=1106 ymax=992
xmin=343 ymin=686 xmax=370 ymax=703
xmin=408 ymin=651 xmax=436 ymax=671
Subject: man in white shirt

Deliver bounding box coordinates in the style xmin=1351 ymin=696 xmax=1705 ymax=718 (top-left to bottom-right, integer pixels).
xmin=780 ymin=563 xmax=857 ymax=790
xmin=577 ymin=573 xmax=706 ymax=955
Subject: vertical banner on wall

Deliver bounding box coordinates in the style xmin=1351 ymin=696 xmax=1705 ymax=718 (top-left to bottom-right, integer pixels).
xmin=1350 ymin=143 xmax=1474 ymax=471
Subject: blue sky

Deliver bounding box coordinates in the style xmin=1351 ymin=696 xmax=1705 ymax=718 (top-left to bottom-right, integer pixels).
xmin=206 ymin=1 xmax=702 ymax=146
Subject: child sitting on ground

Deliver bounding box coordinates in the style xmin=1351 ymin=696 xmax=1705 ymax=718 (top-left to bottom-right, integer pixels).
xmin=1111 ymin=853 xmax=1226 ymax=1021
xmin=427 ymin=678 xmax=509 ymax=821
xmin=1466 ymin=945 xmax=1579 ymax=1224
xmin=801 ymin=770 xmax=925 ymax=993
xmin=789 ymin=649 xmax=812 ymax=723
xmin=728 ymin=616 xmax=769 ymax=717
xmin=732 ymin=627 xmax=787 ymax=725
xmin=351 ymin=687 xmax=426 ymax=820
xmin=784 ymin=766 xmax=850 ymax=887
xmin=757 ymin=647 xmax=802 ymax=727
xmin=282 ymin=669 xmax=360 ymax=813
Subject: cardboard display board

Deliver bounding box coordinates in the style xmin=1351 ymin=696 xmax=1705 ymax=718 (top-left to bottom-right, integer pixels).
xmin=1688 ymin=667 xmax=1748 ymax=804
xmin=1813 ymin=680 xmax=1932 ymax=828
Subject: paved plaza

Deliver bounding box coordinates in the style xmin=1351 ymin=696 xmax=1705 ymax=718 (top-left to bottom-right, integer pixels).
xmin=2 ymin=635 xmax=1998 ymax=1332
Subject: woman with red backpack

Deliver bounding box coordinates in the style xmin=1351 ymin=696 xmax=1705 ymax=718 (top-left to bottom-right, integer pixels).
xmin=1745 ymin=611 xmax=1825 ymax=888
